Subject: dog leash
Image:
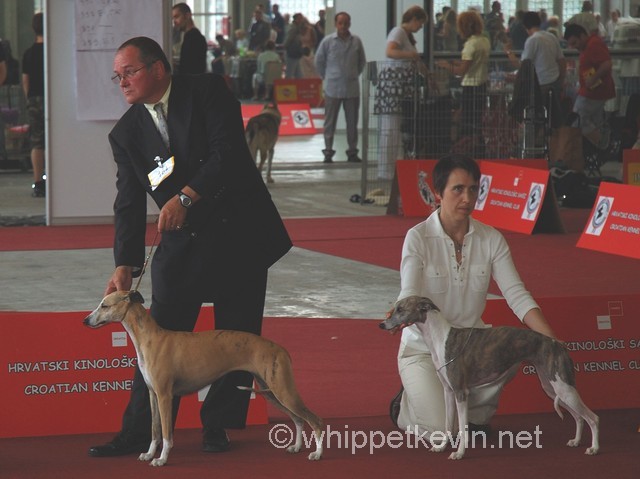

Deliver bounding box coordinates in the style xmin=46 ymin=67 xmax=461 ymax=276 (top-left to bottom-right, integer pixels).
xmin=437 ymin=327 xmax=475 ymax=372
xmin=132 ymin=223 xmax=160 ymax=293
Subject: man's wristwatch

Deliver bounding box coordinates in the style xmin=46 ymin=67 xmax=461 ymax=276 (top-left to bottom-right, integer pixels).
xmin=178 ymin=191 xmax=193 ymax=208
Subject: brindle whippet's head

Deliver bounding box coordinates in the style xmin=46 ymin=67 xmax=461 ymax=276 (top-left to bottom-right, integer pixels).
xmin=83 ymin=291 xmax=145 ymax=328
xmin=379 ymin=296 xmax=440 ymax=334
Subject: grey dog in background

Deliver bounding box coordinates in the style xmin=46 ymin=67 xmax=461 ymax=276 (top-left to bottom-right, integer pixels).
xmin=380 ymin=295 xmax=599 ymax=460
xmin=245 ymin=103 xmax=282 ymax=184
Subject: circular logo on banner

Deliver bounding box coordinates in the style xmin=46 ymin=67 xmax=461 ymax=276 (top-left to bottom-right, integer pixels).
xmin=292 ymin=110 xmax=310 ymax=128
xmin=478 ymin=176 xmax=491 ymax=204
xmin=591 ymin=197 xmax=611 ymax=230
xmin=526 ymin=184 xmax=543 ymax=215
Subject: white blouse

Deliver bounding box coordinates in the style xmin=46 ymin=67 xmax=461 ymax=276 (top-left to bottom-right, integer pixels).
xmin=398 ymin=210 xmax=539 ymax=352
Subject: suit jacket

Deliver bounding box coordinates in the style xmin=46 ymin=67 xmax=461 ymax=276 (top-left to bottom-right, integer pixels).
xmin=109 ymin=73 xmax=292 ymax=302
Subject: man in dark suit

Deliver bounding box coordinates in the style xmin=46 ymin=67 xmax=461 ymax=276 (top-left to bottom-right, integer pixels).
xmin=88 ymin=36 xmax=292 ymax=457
xmin=172 ymin=3 xmax=207 ymax=74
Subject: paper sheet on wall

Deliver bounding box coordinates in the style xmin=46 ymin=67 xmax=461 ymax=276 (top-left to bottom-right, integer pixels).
xmin=74 ymin=0 xmax=165 ymax=120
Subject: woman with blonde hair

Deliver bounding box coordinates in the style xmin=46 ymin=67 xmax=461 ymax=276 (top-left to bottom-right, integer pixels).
xmin=437 ymin=10 xmax=489 ymax=154
xmin=374 ymin=5 xmax=428 ymax=180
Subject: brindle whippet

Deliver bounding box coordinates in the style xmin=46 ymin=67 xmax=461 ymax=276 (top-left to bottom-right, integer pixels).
xmin=379 ymin=295 xmax=599 ymax=460
xmin=84 ymin=290 xmax=323 ymax=466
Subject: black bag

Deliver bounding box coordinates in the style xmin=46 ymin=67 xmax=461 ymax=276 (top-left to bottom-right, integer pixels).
xmin=550 ymin=168 xmax=597 ymax=208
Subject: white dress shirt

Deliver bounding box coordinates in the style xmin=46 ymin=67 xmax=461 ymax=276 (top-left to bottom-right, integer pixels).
xmin=398 ymin=210 xmax=539 ymax=352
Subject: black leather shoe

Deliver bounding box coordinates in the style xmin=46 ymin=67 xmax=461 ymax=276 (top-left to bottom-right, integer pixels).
xmin=389 ymin=386 xmax=404 ymax=428
xmin=322 ymin=149 xmax=335 ymax=163
xmin=88 ymin=433 xmax=150 ymax=457
xmin=202 ymin=428 xmax=230 ymax=453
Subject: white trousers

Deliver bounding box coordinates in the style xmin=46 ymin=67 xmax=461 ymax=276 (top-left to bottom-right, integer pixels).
xmin=377 ymin=114 xmax=403 ymax=180
xmin=397 ymin=341 xmax=511 ymax=439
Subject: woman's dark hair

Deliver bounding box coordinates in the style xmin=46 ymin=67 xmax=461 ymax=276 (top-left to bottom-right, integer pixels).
xmin=401 ymin=6 xmax=427 ymax=46
xmin=433 ymin=155 xmax=481 ymax=196
xmin=118 ymin=36 xmax=172 ymax=73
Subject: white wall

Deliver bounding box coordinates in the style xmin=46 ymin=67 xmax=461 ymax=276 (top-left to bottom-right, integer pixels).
xmin=46 ymin=0 xmax=171 ymax=225
xmin=336 ymin=0 xmax=388 ymax=61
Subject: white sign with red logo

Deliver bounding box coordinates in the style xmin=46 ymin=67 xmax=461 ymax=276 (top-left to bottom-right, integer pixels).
xmin=241 ymin=103 xmax=319 ymax=135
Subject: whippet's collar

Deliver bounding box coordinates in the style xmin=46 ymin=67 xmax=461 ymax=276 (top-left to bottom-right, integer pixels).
xmin=437 ymin=327 xmax=475 ymax=371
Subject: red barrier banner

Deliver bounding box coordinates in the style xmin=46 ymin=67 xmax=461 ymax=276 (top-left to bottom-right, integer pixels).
xmin=241 ymin=103 xmax=319 ymax=136
xmin=396 ymin=159 xmax=439 ymax=217
xmin=576 ymin=181 xmax=640 ymax=259
xmin=486 ymin=294 xmax=640 ymax=414
xmin=396 ymin=160 xmax=560 ymax=235
xmin=471 ymin=161 xmax=562 ymax=234
xmin=0 ymin=307 xmax=267 ymax=438
xmin=622 ymin=149 xmax=640 ymax=185
xmin=273 ymin=78 xmax=323 ymax=107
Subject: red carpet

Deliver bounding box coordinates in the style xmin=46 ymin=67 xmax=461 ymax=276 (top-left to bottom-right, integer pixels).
xmin=2 ymin=209 xmax=640 ymax=476
xmin=0 ymin=216 xmax=421 ymax=252
xmin=1 ymin=411 xmax=637 ymax=479
xmin=1 ymin=211 xmax=639 ymax=298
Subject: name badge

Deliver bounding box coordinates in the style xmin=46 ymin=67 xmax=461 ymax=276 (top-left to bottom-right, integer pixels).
xmin=148 ymin=156 xmax=174 ymax=191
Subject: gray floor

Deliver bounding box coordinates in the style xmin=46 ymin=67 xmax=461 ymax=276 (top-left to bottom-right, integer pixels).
xmin=0 ymin=132 xmax=400 ymax=318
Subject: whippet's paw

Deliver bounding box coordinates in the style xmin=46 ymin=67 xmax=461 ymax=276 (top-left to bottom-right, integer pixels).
xmin=430 ymin=444 xmax=447 ymax=453
xmin=566 ymin=439 xmax=580 ymax=448
xmin=149 ymin=458 xmax=167 ymax=467
xmin=307 ymin=451 xmax=322 ymax=461
xmin=287 ymin=445 xmax=301 ymax=454
xmin=138 ymin=452 xmax=154 ymax=462
xmin=585 ymin=446 xmax=599 ymax=455
xmin=448 ymin=451 xmax=464 ymax=460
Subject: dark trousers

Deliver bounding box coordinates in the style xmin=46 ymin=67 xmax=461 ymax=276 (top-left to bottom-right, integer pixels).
xmin=461 ymin=83 xmax=487 ymax=138
xmin=540 ymin=79 xmax=564 ymax=129
xmin=323 ymin=95 xmax=359 ymax=155
xmin=120 ymin=267 xmax=268 ymax=438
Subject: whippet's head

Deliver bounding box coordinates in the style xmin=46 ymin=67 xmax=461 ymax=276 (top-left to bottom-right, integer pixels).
xmin=379 ymin=296 xmax=440 ymax=334
xmin=83 ymin=290 xmax=145 ymax=328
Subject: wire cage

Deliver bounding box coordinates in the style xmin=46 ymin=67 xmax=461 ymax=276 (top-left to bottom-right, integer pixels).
xmin=0 ymin=84 xmax=30 ymax=170
xmin=360 ymin=57 xmax=551 ymax=212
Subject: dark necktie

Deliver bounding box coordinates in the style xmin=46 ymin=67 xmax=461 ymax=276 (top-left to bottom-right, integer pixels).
xmin=153 ymin=102 xmax=170 ymax=150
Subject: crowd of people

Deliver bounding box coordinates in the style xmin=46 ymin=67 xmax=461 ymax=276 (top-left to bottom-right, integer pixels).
xmin=164 ymin=2 xmax=640 ymax=172
xmin=172 ymin=3 xmax=328 ymax=82
xmin=434 ymin=1 xmax=634 ymax=53
xmin=426 ymin=1 xmax=640 ymax=160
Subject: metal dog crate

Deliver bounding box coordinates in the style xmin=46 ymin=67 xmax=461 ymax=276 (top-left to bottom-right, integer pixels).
xmin=360 ymin=57 xmax=546 ymax=213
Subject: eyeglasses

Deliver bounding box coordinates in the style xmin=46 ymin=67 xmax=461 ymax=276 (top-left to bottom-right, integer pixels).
xmin=111 ymin=66 xmax=146 ymax=84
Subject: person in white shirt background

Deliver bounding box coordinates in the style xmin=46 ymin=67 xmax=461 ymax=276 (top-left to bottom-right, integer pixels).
xmin=315 ymin=11 xmax=367 ymax=163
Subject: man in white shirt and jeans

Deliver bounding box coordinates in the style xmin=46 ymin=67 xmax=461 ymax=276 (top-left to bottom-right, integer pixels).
xmin=315 ymin=11 xmax=366 ymax=163
xmin=507 ymin=11 xmax=566 ymax=127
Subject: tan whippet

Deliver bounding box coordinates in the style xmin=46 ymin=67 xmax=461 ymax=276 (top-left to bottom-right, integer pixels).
xmin=84 ymin=290 xmax=323 ymax=466
xmin=380 ymin=295 xmax=599 ymax=460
